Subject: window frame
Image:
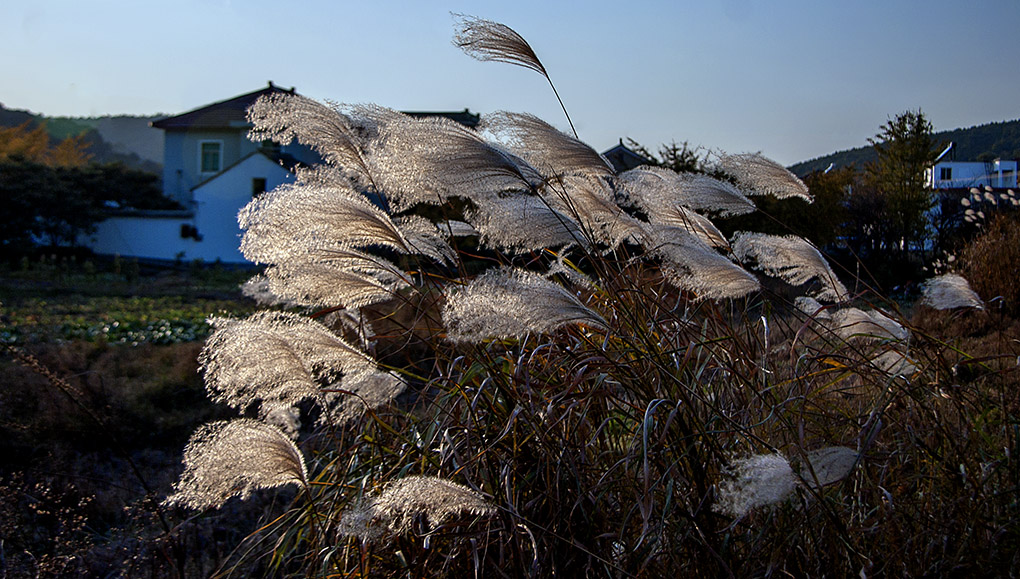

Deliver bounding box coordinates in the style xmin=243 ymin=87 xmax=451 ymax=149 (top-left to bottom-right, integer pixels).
xmin=199 ymin=140 xmax=224 ymax=175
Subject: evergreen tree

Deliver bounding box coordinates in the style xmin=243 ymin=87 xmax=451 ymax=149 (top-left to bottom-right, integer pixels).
xmin=866 ymin=110 xmax=939 ymax=254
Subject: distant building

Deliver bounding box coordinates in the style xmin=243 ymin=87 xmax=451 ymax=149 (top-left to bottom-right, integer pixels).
xmin=601 ymin=140 xmax=652 ymax=172
xmin=85 ymin=82 xmax=480 ymax=264
xmin=926 ymin=159 xmax=1018 ymax=190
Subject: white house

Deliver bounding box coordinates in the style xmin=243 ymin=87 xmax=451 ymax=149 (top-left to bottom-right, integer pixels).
xmin=927 ymin=159 xmax=1018 ymax=190
xmin=86 ymin=82 xmax=319 ymax=263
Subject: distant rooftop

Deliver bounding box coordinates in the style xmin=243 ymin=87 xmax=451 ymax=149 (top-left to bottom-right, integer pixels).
xmin=152 ymin=82 xmax=481 ymax=131
xmin=151 ymin=81 xmax=296 ymax=130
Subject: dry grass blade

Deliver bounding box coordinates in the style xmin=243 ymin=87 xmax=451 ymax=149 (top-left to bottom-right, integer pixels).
xmin=164 ymin=419 xmax=307 ymax=511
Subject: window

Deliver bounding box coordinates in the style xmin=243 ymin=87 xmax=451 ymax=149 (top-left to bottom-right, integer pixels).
xmin=939 ymin=167 xmax=952 ymax=181
xmin=252 ymin=177 xmax=267 ymax=198
xmin=200 ymin=141 xmax=222 ymax=173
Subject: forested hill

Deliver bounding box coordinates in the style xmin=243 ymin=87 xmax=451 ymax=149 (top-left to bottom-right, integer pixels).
xmin=0 ymin=102 xmax=162 ymax=173
xmin=789 ymin=118 xmax=1020 ymax=176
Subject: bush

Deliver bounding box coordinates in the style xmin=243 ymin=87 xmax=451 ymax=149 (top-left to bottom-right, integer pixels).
xmin=960 ymin=213 xmax=1020 ymax=317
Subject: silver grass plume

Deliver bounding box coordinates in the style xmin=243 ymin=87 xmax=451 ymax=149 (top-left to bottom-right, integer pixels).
xmin=481 ymin=111 xmax=614 ymax=178
xmin=442 ymin=267 xmax=607 ymax=343
xmin=338 ymin=475 xmax=494 ymax=541
xmin=542 ymin=174 xmax=646 ymax=248
xmin=200 ymin=311 xmax=384 ymax=419
xmin=466 ymin=193 xmax=588 ymax=254
xmin=830 ymin=307 xmax=909 ymax=342
xmin=643 ymin=224 xmax=760 ymax=300
xmin=794 ymin=296 xmax=832 ymax=321
xmin=614 ymin=167 xmax=730 ymax=247
xmin=165 ymin=419 xmax=306 ymax=510
xmin=920 ymin=273 xmax=983 ymax=310
xmin=240 ymin=274 xmax=297 ymax=308
xmin=871 ymin=348 xmax=917 ymax=377
xmin=365 ymin=112 xmax=544 ymax=212
xmin=262 ymin=254 xmax=408 ymax=310
xmin=238 ymin=178 xmax=452 ymax=265
xmin=247 ymin=94 xmax=377 ymax=189
xmin=617 ymin=166 xmax=756 ymax=218
xmin=731 ymin=232 xmax=848 ymax=302
xmin=453 ymin=14 xmax=576 ymax=137
xmin=799 ymin=446 xmax=858 ymax=490
xmin=715 ymin=152 xmax=812 ymax=201
xmin=713 ymin=453 xmax=797 ymax=518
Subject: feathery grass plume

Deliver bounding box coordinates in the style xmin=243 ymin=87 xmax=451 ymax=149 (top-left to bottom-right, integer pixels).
xmin=240 ymin=273 xmax=297 ymax=308
xmin=238 ymin=178 xmax=452 ymax=265
xmin=713 ymin=453 xmax=797 ymax=518
xmin=731 ymin=232 xmax=849 ymax=302
xmin=715 ymin=152 xmax=812 ymax=201
xmin=830 ymin=307 xmax=909 ymax=342
xmin=247 ymin=94 xmax=378 ymax=188
xmin=452 ymin=14 xmax=576 ymax=136
xmin=442 ymin=267 xmax=607 ymax=343
xmin=365 ymin=112 xmax=544 ymax=212
xmin=165 ymin=419 xmax=307 ymax=511
xmin=440 ymin=219 xmax=479 ymax=238
xmin=481 ymin=111 xmax=615 ymax=178
xmin=338 ymin=475 xmax=495 ymax=541
xmin=794 ymin=296 xmax=832 ymax=321
xmin=200 ymin=311 xmax=382 ymax=418
xmin=643 ymin=224 xmax=760 ymax=300
xmin=262 ymin=256 xmax=408 ymax=310
xmin=330 ymin=370 xmax=407 ymax=426
xmin=870 ymin=348 xmax=917 ymax=377
xmin=920 ymin=273 xmax=984 ymax=310
xmin=543 ymin=174 xmax=646 ymax=248
xmin=613 ymin=169 xmax=731 ymax=247
xmin=466 ymin=193 xmax=588 ymax=253
xmin=799 ymin=446 xmax=858 ymax=490
xmin=617 ymin=166 xmax=757 ymax=218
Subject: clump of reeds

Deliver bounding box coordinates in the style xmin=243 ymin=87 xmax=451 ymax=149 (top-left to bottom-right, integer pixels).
xmin=161 ymin=15 xmax=1020 ymax=578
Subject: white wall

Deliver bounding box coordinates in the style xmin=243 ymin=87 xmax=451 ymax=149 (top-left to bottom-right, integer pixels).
xmin=87 ymin=214 xmax=200 ymax=261
xmin=189 ymin=153 xmax=295 ymax=263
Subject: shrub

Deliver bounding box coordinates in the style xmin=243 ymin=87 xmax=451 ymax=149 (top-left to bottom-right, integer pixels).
xmin=960 ymin=213 xmax=1020 ymax=317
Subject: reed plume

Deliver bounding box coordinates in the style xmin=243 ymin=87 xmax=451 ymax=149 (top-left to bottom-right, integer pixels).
xmin=338 ymin=475 xmax=495 ymax=541
xmin=716 ymin=152 xmax=811 ymax=201
xmin=920 ymin=273 xmax=983 ymax=310
xmin=617 ymin=166 xmax=757 ymax=217
xmin=164 ymin=419 xmax=307 ymax=511
xmin=442 ymin=267 xmax=608 ymax=343
xmin=713 ymin=453 xmax=797 ymax=518
xmin=731 ymin=232 xmax=848 ymax=302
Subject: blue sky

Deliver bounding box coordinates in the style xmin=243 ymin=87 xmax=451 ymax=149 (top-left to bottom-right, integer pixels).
xmin=3 ymin=0 xmax=1018 ymax=165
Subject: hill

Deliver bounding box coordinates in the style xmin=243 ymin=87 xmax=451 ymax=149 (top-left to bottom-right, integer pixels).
xmin=0 ymin=103 xmax=162 ymax=173
xmin=790 ymin=118 xmax=1020 ymax=176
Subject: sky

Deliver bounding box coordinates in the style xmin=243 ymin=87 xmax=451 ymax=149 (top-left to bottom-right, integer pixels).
xmin=2 ymin=0 xmax=1019 ymax=166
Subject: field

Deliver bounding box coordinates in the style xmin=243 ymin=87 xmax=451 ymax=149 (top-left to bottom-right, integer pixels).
xmin=1 ymin=247 xmax=1018 ymax=577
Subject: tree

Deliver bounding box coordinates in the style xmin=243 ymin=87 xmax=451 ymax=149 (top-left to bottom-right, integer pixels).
xmin=866 ymin=109 xmax=939 ymax=254
xmin=625 ymin=138 xmax=708 ymax=173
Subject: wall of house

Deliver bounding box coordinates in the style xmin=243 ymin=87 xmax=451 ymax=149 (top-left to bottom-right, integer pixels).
xmin=87 ymin=213 xmax=201 ymax=262
xmin=188 ymin=153 xmax=297 ymax=263
xmin=928 ymin=160 xmax=1019 ymax=189
xmin=161 ymin=128 xmax=251 ymax=207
